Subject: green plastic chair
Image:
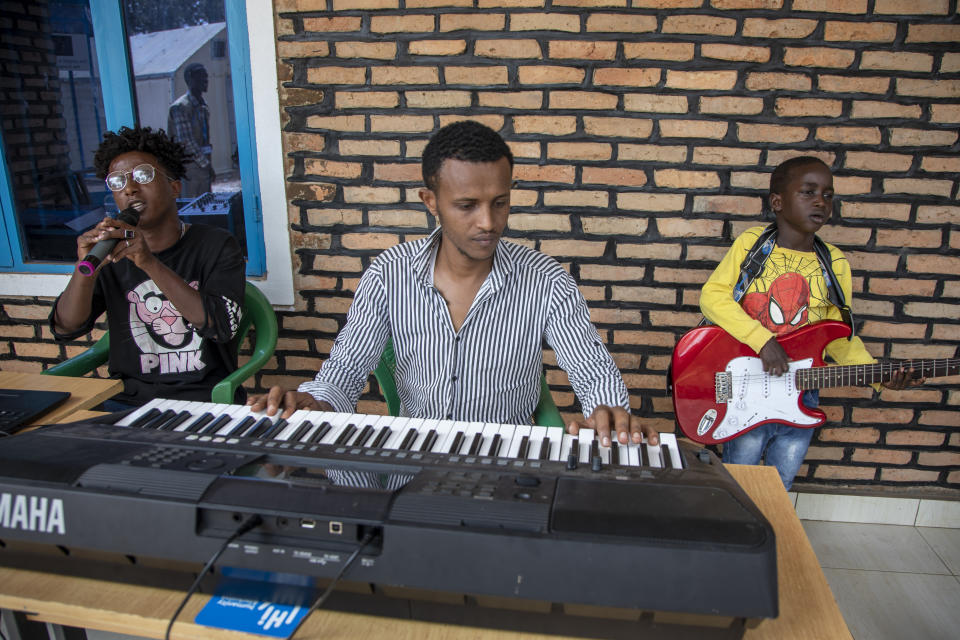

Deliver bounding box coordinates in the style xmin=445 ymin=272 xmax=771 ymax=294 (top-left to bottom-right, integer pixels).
xmin=372 ymin=337 xmax=565 ymax=427
xmin=43 ymin=281 xmax=278 ymax=404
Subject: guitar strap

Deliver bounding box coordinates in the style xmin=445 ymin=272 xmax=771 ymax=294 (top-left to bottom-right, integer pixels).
xmin=698 ymin=224 xmax=855 ymax=337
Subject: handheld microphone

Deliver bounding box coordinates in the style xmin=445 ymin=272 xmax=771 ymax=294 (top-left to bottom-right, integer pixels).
xmin=77 ymin=206 xmax=141 ymax=276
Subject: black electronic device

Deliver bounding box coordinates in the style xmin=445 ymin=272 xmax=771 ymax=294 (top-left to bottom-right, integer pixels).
xmin=0 ymin=389 xmax=71 ymax=436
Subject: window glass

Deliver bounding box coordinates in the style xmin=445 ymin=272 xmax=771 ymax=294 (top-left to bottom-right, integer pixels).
xmin=0 ymin=0 xmax=110 ymax=263
xmin=120 ymin=0 xmax=247 ymax=256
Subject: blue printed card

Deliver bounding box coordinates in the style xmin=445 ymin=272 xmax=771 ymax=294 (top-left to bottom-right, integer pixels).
xmin=195 ymin=577 xmax=314 ymax=638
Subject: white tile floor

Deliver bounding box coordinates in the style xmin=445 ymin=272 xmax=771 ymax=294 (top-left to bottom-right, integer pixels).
xmin=803 ymin=521 xmax=960 ymax=640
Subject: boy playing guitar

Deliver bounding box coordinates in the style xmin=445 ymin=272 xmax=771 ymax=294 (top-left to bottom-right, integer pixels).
xmin=690 ymin=156 xmax=922 ymax=490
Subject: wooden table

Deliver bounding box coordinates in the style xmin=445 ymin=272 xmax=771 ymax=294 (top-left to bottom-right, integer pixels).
xmin=0 ymin=371 xmax=121 ymax=426
xmin=0 ymin=464 xmax=850 ymax=640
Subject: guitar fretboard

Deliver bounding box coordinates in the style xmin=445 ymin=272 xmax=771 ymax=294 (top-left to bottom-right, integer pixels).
xmin=796 ymin=358 xmax=960 ymax=390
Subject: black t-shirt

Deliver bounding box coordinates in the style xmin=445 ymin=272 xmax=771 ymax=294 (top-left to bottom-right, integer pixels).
xmin=50 ymin=224 xmax=245 ymax=405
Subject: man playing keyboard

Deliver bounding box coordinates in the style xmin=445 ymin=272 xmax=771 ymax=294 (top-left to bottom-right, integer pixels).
xmin=250 ymin=120 xmax=656 ymax=449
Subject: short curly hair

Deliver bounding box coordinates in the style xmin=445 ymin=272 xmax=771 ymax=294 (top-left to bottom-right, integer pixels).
xmin=421 ymin=120 xmax=513 ymax=190
xmin=93 ymin=125 xmax=189 ymax=180
xmin=769 ymin=156 xmax=830 ymax=196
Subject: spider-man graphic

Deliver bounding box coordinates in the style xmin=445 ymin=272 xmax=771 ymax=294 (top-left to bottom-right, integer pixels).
xmin=742 ymin=272 xmax=809 ymax=335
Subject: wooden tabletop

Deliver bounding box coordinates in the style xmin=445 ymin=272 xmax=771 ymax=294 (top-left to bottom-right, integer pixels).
xmin=0 ymin=370 xmax=121 ymax=425
xmin=0 ymin=464 xmax=850 ymax=640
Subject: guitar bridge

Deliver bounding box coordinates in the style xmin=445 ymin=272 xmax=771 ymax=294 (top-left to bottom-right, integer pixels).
xmin=715 ymin=372 xmax=731 ymax=403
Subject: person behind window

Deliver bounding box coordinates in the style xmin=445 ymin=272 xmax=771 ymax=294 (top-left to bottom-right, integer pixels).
xmin=167 ymin=63 xmax=213 ymax=198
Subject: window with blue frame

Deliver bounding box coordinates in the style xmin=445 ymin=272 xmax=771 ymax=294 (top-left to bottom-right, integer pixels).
xmin=0 ymin=0 xmax=264 ymax=275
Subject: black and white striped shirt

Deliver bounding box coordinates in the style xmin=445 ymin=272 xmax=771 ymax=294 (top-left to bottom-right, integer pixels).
xmin=299 ymin=227 xmax=629 ymax=425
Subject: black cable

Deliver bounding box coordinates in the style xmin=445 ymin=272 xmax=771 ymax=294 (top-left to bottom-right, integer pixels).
xmin=287 ymin=531 xmax=378 ymax=639
xmin=164 ymin=513 xmax=263 ymax=640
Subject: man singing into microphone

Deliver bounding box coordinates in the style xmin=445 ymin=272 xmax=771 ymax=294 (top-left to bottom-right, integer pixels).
xmin=49 ymin=126 xmax=245 ymax=410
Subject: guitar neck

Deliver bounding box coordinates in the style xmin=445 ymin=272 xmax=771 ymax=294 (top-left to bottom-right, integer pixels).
xmin=797 ymin=358 xmax=960 ymax=390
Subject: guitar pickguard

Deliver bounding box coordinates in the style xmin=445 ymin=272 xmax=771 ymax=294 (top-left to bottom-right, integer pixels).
xmin=710 ymin=356 xmax=820 ymax=440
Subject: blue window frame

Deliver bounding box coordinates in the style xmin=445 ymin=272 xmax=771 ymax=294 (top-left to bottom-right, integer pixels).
xmin=0 ymin=0 xmax=265 ymax=275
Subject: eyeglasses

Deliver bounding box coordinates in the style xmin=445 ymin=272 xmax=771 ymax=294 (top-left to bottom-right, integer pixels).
xmin=105 ymin=163 xmax=173 ymax=191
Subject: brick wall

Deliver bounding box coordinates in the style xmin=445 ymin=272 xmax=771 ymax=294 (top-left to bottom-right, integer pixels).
xmin=2 ymin=0 xmax=958 ymax=495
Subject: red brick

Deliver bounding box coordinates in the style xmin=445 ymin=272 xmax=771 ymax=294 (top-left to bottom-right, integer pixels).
xmin=886 ymin=430 xmax=946 ymax=446
xmin=508 ymin=213 xmax=572 ymax=232
xmin=334 ymin=42 xmax=396 ymax=60
xmin=582 ymin=167 xmax=647 ymax=187
xmin=514 ymin=164 xmax=576 ymax=184
xmin=3 ymin=304 xmax=54 ymax=321
xmin=882 ymin=468 xmax=941 ymax=482
xmin=438 ymin=114 xmax=505 ymax=131
xmin=663 ymin=15 xmax=736 ymax=36
xmin=549 ymin=40 xmax=617 ymax=60
xmin=305 ymin=115 xmax=365 ymax=131
xmin=818 ymin=75 xmax=890 ymax=94
xmin=693 ymin=195 xmax=762 ymax=215
xmin=884 ymin=178 xmax=953 ymax=197
xmin=543 ymin=190 xmax=609 ymax=208
xmin=775 ymin=98 xmax=843 ymax=118
xmin=814 ymin=466 xmax=878 ymax=481
xmin=549 ymin=91 xmax=617 ymax=110
xmin=623 ymin=42 xmax=694 ymax=61
xmin=852 ymin=449 xmax=913 ymax=465
xmin=876 ymin=229 xmax=942 ymax=248
xmin=699 ymin=96 xmax=764 ymax=115
xmin=408 ymin=0 xmax=471 ymax=6
xmin=661 ymin=120 xmax=728 ymax=139
xmin=580 ymin=265 xmax=646 ymax=281
xmin=824 ymin=21 xmax=897 ymax=42
xmin=692 ymin=147 xmax=762 ymax=166
xmin=785 ymin=47 xmax=855 ymax=69
xmin=445 ymin=66 xmax=509 ymax=85
xmin=547 ymin=142 xmax=611 ymax=160
xmin=844 ymin=151 xmax=913 ymax=172
xmin=370 ymin=66 xmax=439 ymax=85
xmin=654 ymin=169 xmax=720 ymax=189
xmin=369 ymin=115 xmax=433 ymax=132
xmin=816 ymin=126 xmax=881 ymax=145
xmin=343 ymin=186 xmax=401 ymax=204
xmin=618 ymin=193 xmax=685 ymax=212
xmin=408 ymin=40 xmax=467 ymax=56
xmin=369 ymin=210 xmax=428 ymax=227
xmin=866 ymin=279 xmax=936 ymax=297
xmin=889 ymin=128 xmax=958 ymax=146
xmin=372 ymin=163 xmax=421 ymax=182
xmin=742 ymin=18 xmax=817 ymax=39
xmin=862 ymin=51 xmax=934 ymax=73
xmin=805 ymin=446 xmax=845 ymax=461
xmin=478 ymin=91 xmax=543 ymax=109
xmin=739 ymin=123 xmax=808 ymax=143
xmin=476 ymin=39 xmax=542 ymax=59
xmin=513 ymin=115 xmax=577 ymax=134
xmin=624 ymin=94 xmax=687 ymax=113
xmin=539 ymin=239 xmax=606 ymax=257
xmin=794 ymin=0 xmax=866 ymax=11
xmin=594 ymin=68 xmax=660 ymax=87
xmin=517 ymin=66 xmax=584 ymax=84
xmin=332 ymin=0 xmax=399 ymax=8
xmin=511 ymin=12 xmax=579 ymax=32
xmin=584 ymin=116 xmax=653 ymax=138
xmin=336 ymin=91 xmax=399 ymax=109
xmin=905 ymin=24 xmax=960 ymax=44
xmin=656 ymin=220 xmax=724 ymax=239
xmin=306 ymin=66 xmax=365 ymax=85
xmin=897 ymin=78 xmax=960 ymax=98
xmin=701 ymin=43 xmax=770 ymax=63
xmin=617 ymin=243 xmax=681 ymax=261
xmin=610 ymin=286 xmax=677 ymax=304
xmin=581 ymin=216 xmax=648 ymax=235
xmin=302 ymin=17 xmax=363 ymax=32
xmin=304 ymin=159 xmax=362 ymax=178
xmin=440 ymin=13 xmax=504 ymax=31
xmin=619 ymin=144 xmax=687 ymax=162
xmin=586 ymin=13 xmax=657 ymax=32
xmin=922 ymin=156 xmax=960 ymax=173
xmin=370 ymin=14 xmax=434 ymax=33
xmin=277 ymin=40 xmax=330 ymax=59
xmin=841 ymin=201 xmax=910 ymax=221
xmin=884 ymin=0 xmax=950 ymax=16
xmin=666 ymin=70 xmax=737 ymax=90
xmin=406 ymin=90 xmax=471 ymax=108
xmin=746 ymin=72 xmax=811 ymax=91
xmin=819 ymin=427 xmax=881 ymax=443
xmin=943 ymin=53 xmax=960 ymax=73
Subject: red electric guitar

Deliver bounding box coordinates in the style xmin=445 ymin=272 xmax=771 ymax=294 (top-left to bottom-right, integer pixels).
xmin=670 ymin=320 xmax=959 ymax=445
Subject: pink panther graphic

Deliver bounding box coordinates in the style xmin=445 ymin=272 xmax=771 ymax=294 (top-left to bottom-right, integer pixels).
xmin=127 ymin=280 xmax=203 ymax=353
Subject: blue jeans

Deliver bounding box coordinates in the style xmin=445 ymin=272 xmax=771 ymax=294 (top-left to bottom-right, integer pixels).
xmin=721 ymin=390 xmax=819 ymax=491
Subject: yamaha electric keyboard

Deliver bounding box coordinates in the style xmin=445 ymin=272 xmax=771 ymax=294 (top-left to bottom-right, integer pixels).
xmin=0 ymin=399 xmax=777 ymax=636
